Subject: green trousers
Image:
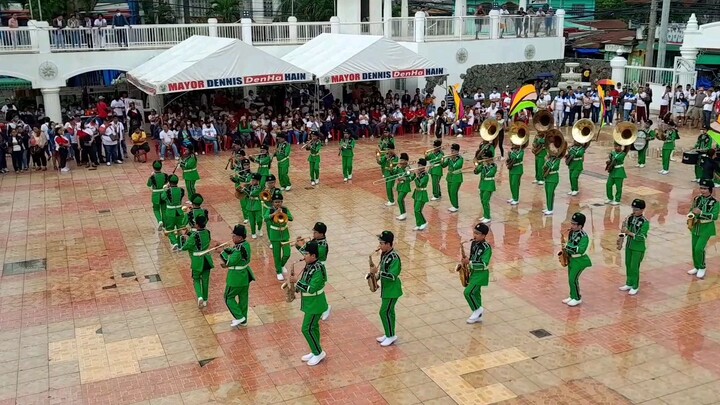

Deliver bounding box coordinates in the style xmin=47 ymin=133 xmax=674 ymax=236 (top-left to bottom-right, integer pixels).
xmin=464 ymin=283 xmax=482 ymax=311
xmin=431 ymin=174 xmax=442 ymax=198
xmin=379 ymin=298 xmax=398 ymax=337
xmin=414 ymin=200 xmax=426 ymax=227
xmin=385 ymin=180 xmax=395 ymax=203
xmin=310 ymin=161 xmax=320 ymax=182
xmin=278 ymin=164 xmax=291 ymax=188
xmin=568 ymin=262 xmax=585 ymax=300
xmin=637 ymin=148 xmax=648 ymax=165
xmin=192 ymin=268 xmax=210 ymax=301
xmin=624 ymin=249 xmax=644 ymax=290
xmin=448 ymin=181 xmax=461 ymax=209
xmin=185 ymin=180 xmax=197 ymax=199
xmin=606 ymin=178 xmax=624 ymax=202
xmin=480 ymin=191 xmax=493 ymax=219
xmin=164 ymin=213 xmax=182 ymax=245
xmin=152 ymin=202 xmax=165 ymax=224
xmin=341 ymin=156 xmax=353 ymax=178
xmin=259 ymin=175 xmax=267 ymax=190
xmin=224 ymin=285 xmax=249 ymax=321
xmin=534 ymin=157 xmax=544 ymax=181
xmin=569 ymin=170 xmax=581 ymax=192
xmin=509 ymin=174 xmax=521 ymax=202
xmin=691 ymin=233 xmax=711 ymax=269
xmin=695 ymin=164 xmax=703 ymax=180
xmin=302 ymin=313 xmax=323 ymax=355
xmin=271 ymin=242 xmax=291 ymax=274
xmin=240 ymin=198 xmax=249 ymax=221
xmin=544 ymin=182 xmax=558 ymax=211
xmin=397 ymin=191 xmax=408 ymax=215
xmin=248 ymin=210 xmax=262 ymax=234
xmin=661 ymin=149 xmax=672 ymax=171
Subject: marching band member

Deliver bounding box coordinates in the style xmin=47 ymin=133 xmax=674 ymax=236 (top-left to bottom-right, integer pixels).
xmin=306 ymin=131 xmax=322 ymax=186
xmin=636 ymin=120 xmax=655 ymax=168
xmin=619 ymin=199 xmax=649 ymax=295
xmin=659 ymin=115 xmax=678 ymax=175
xmin=410 ymin=159 xmax=429 ymax=231
xmin=543 ymin=151 xmax=561 ymax=216
xmin=507 ymin=141 xmax=524 ymax=205
xmin=181 ymin=215 xmax=213 ymax=308
xmin=274 ymin=136 xmax=292 ymax=191
xmin=463 ymin=223 xmax=492 ymax=324
xmin=339 ymin=130 xmax=355 ymax=182
xmin=160 ymin=174 xmax=186 ymax=250
xmin=292 ymin=241 xmax=328 ymax=366
xmin=688 ymin=179 xmax=719 ymax=279
xmin=230 ymin=158 xmax=252 ymax=224
xmin=261 ymin=174 xmax=282 ymax=230
xmin=562 ymin=213 xmax=592 ymax=307
xmin=296 ymin=222 xmax=331 ymax=320
xmin=369 ymin=231 xmax=402 ymax=347
xmin=605 ymin=143 xmax=627 ymax=205
xmin=474 ymin=149 xmax=496 ymax=224
xmin=264 ymin=190 xmax=294 ymax=281
xmin=147 ymin=160 xmax=168 ymax=230
xmin=251 ymin=145 xmax=272 ymax=188
xmin=246 ymin=173 xmax=263 ymax=239
xmin=221 ymin=224 xmax=255 ymax=327
xmin=378 ymin=146 xmax=398 ymax=206
xmin=180 ymin=144 xmax=200 ymax=200
xmin=426 ymin=140 xmax=444 ymax=200
xmin=566 ymin=141 xmax=585 ymax=196
xmin=532 ymin=134 xmax=547 ymax=185
xmin=442 ymin=143 xmax=464 ymax=212
xmin=694 ymin=126 xmax=712 ymax=182
xmin=379 ymin=129 xmax=395 ymax=151
xmin=394 ymin=153 xmax=411 ymax=221
xmin=186 ymin=194 xmax=208 ymax=230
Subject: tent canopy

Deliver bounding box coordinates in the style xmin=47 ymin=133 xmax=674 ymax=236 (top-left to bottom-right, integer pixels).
xmin=281 ymin=33 xmax=446 ymax=85
xmin=127 ymin=35 xmax=312 ymax=95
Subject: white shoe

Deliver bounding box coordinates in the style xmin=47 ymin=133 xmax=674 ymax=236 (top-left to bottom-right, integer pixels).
xmin=571 ymin=191 xmax=578 ymax=196
xmin=315 ymin=179 xmax=319 ymax=185
xmin=469 ymin=307 xmax=484 ymax=320
xmin=456 ymin=134 xmax=463 ymax=138
xmin=343 ymin=178 xmax=348 ymax=182
xmin=694 ymin=179 xmax=700 ymax=183
xmin=538 ymin=181 xmax=545 ymax=185
xmin=658 ymin=170 xmax=664 ymax=174
xmin=197 ymin=298 xmax=204 ymax=308
xmin=321 ymin=305 xmax=331 ymax=321
xmin=418 ymin=223 xmax=428 ymax=230
xmin=604 ymin=200 xmax=612 ymax=204
xmin=413 ymin=226 xmax=420 ymax=231
xmin=307 ymin=351 xmax=326 ymax=366
xmin=507 ymin=198 xmax=514 ymax=203
xmin=481 ymin=218 xmax=491 ymax=224
xmin=635 ymin=164 xmax=640 ymax=167
xmin=251 ymin=234 xmax=257 ymax=239
xmin=301 ymin=353 xmax=313 ymax=362
xmin=230 ymin=318 xmax=246 ymax=327
xmin=243 ymin=219 xmax=248 ymax=224
xmin=258 ymin=231 xmax=263 ymax=237
xmin=566 ymin=299 xmax=582 ymax=307
xmin=380 ymin=336 xmax=397 ymax=347
xmin=478 ymin=217 xmax=486 ymax=222
xmin=510 ymin=200 xmax=519 ymax=206
xmin=376 ymin=335 xmax=386 ymax=343
xmin=285 ymin=186 xmax=291 ymax=191
xmin=661 ymin=171 xmax=669 ymax=175
xmin=628 ymin=288 xmax=639 ymax=295
xmin=562 ymin=297 xmax=571 ymax=304
xmin=385 ymin=201 xmax=395 ymax=206
xmin=466 ymin=316 xmax=482 ymax=324
xmin=532 ymin=180 xmax=538 ymax=184
xmin=107 ymin=162 xmax=111 ymax=166
xmin=611 ymin=201 xmax=620 ymax=206
xmin=282 ymin=267 xmax=288 ymax=275
xmin=448 ymin=207 xmax=458 ymax=212
xmin=697 ymin=269 xmax=706 ymax=279
xmin=544 ymin=210 xmax=553 ymax=216
xmin=639 ymin=164 xmax=645 ymax=168
xmin=203 ymin=300 xmax=208 ymax=307
xmin=269 ymin=244 xmax=273 ymax=248
xmin=311 ymin=181 xmax=316 ymax=186
xmin=115 ymin=160 xmax=123 ymax=164
xmin=619 ymin=285 xmax=631 ymax=291
xmin=688 ymin=268 xmax=698 ymax=275
xmin=157 ymin=221 xmax=164 ymax=231
xmin=430 ymin=196 xmax=439 ymax=201
xmin=277 ymin=273 xmax=285 ymax=281
xmin=348 ymin=175 xmax=352 ymax=180
xmin=567 ymin=191 xmax=573 ymax=195
xmin=396 ymin=213 xmax=407 ymax=220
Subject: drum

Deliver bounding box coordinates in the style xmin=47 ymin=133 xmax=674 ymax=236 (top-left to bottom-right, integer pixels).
xmin=682 ymin=150 xmax=699 ymax=165
xmin=632 ymin=130 xmax=647 ymax=151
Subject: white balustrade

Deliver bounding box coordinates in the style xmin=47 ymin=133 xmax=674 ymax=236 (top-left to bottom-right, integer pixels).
xmin=46 ymin=24 xmax=210 ymax=51
xmin=0 ymin=27 xmax=35 ymax=52
xmin=216 ymin=23 xmax=242 ymax=41
xmin=388 ymin=18 xmax=415 ymax=41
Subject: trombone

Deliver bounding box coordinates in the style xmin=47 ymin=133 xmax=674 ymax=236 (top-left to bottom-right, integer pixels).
xmin=195 ymin=240 xmax=232 ymax=256
xmin=372 ymin=165 xmax=425 ymax=184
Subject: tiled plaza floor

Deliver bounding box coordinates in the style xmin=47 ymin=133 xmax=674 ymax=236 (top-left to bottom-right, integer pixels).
xmin=1 ymin=127 xmax=720 ymax=405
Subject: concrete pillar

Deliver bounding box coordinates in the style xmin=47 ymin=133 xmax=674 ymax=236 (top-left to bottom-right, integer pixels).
xmin=678 ymin=46 xmax=698 ymax=88
xmin=383 ymin=0 xmax=392 ymax=38
xmin=414 ymin=11 xmax=425 ymax=42
xmin=454 ymin=0 xmax=466 ymax=16
xmin=610 ymin=50 xmax=627 ymax=85
xmin=208 ymin=18 xmax=218 ymax=37
xmin=330 ymin=16 xmax=340 ymax=34
xmin=401 ymin=0 xmax=409 ymax=38
xmin=519 ymin=0 xmax=527 ymax=11
xmin=555 ymin=9 xmax=565 ymax=38
xmin=41 ymin=88 xmax=62 ymax=123
xmin=241 ymin=18 xmax=253 ymax=45
xmin=370 ymin=0 xmax=383 ymax=35
xmin=288 ymin=16 xmax=298 ymax=42
xmin=453 ymin=0 xmax=466 ymax=37
xmin=489 ymin=9 xmax=500 ymax=39
xmin=27 ymin=20 xmax=50 ymax=53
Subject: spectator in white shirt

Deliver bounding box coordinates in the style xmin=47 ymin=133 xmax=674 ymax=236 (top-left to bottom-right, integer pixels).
xmin=202 ymin=120 xmax=219 ymax=154
xmin=101 ymin=121 xmax=122 ymax=165
xmin=473 ymin=90 xmax=485 ymax=108
xmin=110 ymin=96 xmax=125 ymax=119
xmin=108 ymin=115 xmax=127 ymax=159
xmin=486 ymin=102 xmax=498 ymax=120
xmin=552 ymin=91 xmax=565 ymax=126
xmin=158 ymin=123 xmax=179 ymax=160
xmin=703 ymin=92 xmax=715 ymax=129
xmin=488 ymin=89 xmax=501 ymax=103
xmin=623 ymin=89 xmax=637 ymax=121
xmin=390 ymin=108 xmax=404 ymax=135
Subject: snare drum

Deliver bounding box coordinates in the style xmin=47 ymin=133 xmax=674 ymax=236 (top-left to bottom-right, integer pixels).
xmin=682 ymin=150 xmax=699 ymax=165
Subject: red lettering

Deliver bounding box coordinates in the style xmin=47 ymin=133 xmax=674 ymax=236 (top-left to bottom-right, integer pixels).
xmin=392 ymin=69 xmax=424 ymax=79
xmin=168 ymin=83 xmax=180 ymax=92
xmin=331 ymin=73 xmax=360 ymax=84
xmin=167 ymin=81 xmax=204 ymax=92
xmin=244 ymin=74 xmax=283 ymax=85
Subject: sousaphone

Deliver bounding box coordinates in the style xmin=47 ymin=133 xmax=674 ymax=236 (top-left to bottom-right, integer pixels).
xmin=480 ymin=119 xmax=500 ymax=143
xmin=545 ymin=129 xmax=568 ymax=158
xmin=532 ymin=109 xmax=554 ymax=132
xmin=509 ymin=122 xmax=530 ymax=148
xmin=613 ymin=122 xmax=638 ymax=147
xmin=571 ymin=118 xmax=595 ymax=147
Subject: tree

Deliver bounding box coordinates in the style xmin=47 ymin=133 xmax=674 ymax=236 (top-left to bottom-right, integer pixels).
xmin=207 ymin=0 xmax=242 ymax=22
xmin=277 ymin=0 xmax=335 ymax=22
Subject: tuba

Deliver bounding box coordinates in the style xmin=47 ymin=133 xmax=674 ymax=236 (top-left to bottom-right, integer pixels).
xmin=532 ymin=109 xmax=554 ymax=132
xmin=480 ymin=119 xmax=500 ymax=143
xmin=453 ymin=240 xmax=472 ymax=287
xmin=613 ymin=122 xmax=638 ymax=147
xmin=558 ymin=230 xmax=570 ymax=267
xmin=366 ymin=248 xmax=381 ymax=292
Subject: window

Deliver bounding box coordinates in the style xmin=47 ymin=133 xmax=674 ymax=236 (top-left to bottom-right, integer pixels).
xmin=263 ymin=0 xmax=274 ymax=17
xmin=395 ymin=79 xmax=406 ymax=91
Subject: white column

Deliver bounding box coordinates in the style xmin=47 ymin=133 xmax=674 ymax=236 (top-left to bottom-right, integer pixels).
xmin=147 ymin=94 xmax=165 ymax=114
xmin=208 ymin=18 xmax=218 ymax=37
xmin=489 ymin=9 xmax=500 ymax=39
xmin=610 ymin=51 xmax=627 ymax=85
xmin=241 ymin=18 xmax=253 ymax=45
xmin=28 ymin=20 xmax=50 ymax=53
xmin=370 ymin=0 xmax=383 ymax=35
xmin=41 ymin=88 xmax=62 ymax=123
xmin=414 ymin=11 xmax=425 ymax=42
xmin=288 ymin=16 xmax=298 ymax=41
xmin=555 ymin=9 xmax=565 ymax=38
xmin=519 ymin=0 xmax=528 ymax=11
xmin=678 ymin=46 xmax=698 ymax=88
xmin=330 ymin=16 xmax=340 ymax=34
xmin=383 ymin=0 xmax=392 ymax=39
xmin=401 ymin=0 xmax=409 ymax=38
xmin=453 ymin=0 xmax=466 ymax=37
xmin=454 ymin=0 xmax=466 ymax=16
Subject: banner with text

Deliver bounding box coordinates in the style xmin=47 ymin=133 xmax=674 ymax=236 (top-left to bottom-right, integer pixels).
xmin=321 ymin=68 xmax=446 ymax=85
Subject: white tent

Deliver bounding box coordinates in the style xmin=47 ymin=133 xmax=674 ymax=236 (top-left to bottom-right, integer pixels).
xmin=281 ymin=33 xmax=446 ymax=85
xmin=127 ymin=35 xmax=312 ymax=95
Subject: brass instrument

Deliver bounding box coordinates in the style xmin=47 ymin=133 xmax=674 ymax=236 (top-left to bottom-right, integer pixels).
xmin=532 ymin=109 xmax=554 ymax=132
xmin=366 ymin=248 xmax=381 ymax=292
xmin=545 ymin=130 xmax=568 ymax=157
xmin=195 ymin=240 xmax=232 ymax=256
xmin=613 ymin=122 xmax=638 ymax=146
xmin=617 ymin=215 xmax=631 ymax=250
xmin=509 ymin=122 xmax=530 ymax=148
xmin=376 ymin=149 xmax=390 ymax=158
xmin=531 ymin=132 xmax=547 ymax=156
xmin=295 ymin=235 xmax=313 ymax=248
xmin=163 ymin=224 xmax=191 ymax=235
xmin=558 ymin=229 xmax=570 ymax=267
xmin=655 ymin=124 xmax=667 ymax=141
xmin=234 ymin=182 xmax=248 ymax=200
xmin=260 ymin=189 xmax=272 ymax=203
xmin=572 ymin=119 xmax=595 ymax=145
xmin=605 ymin=152 xmax=615 ymax=173
xmin=453 ymin=240 xmax=472 ymax=287
xmin=272 ymin=208 xmax=289 ymax=225
xmin=281 ymin=259 xmax=304 ymax=303
xmin=480 ymin=119 xmax=500 ymax=143
xmin=688 ymin=196 xmax=700 ymax=230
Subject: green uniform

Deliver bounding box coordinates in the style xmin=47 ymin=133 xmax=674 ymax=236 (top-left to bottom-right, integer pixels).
xmin=308 ymin=142 xmax=322 ymax=183
xmin=275 ymin=142 xmax=292 ymax=188
xmin=606 ymin=151 xmax=627 ymax=203
xmin=160 ymin=186 xmax=186 ymax=246
xmin=566 ymin=146 xmax=585 ymax=193
xmin=410 ymin=171 xmax=429 ymax=227
xmin=296 ymin=261 xmax=328 ymax=355
xmin=507 ymin=149 xmax=524 ymax=202
xmin=533 ymin=137 xmax=547 ymax=182
xmin=543 ymin=157 xmax=560 ymax=211
xmin=637 ymin=129 xmax=655 ymax=166
xmin=379 ymin=137 xmax=395 ymax=151
xmin=474 ymin=163 xmax=497 ymax=220
xmin=254 ymin=154 xmax=272 ymax=188
xmin=694 ymin=134 xmax=712 ymax=180
xmin=245 ymin=184 xmax=263 ymax=235
xmin=184 ymin=207 xmax=208 ymax=233
xmin=623 ymin=215 xmax=649 ymax=290
xmin=379 ymin=154 xmax=398 ymax=203
xmin=564 ymin=230 xmax=591 ymax=301
xmin=181 ymin=154 xmax=199 ymax=199
xmin=264 ymin=207 xmax=294 ymax=274
xmin=690 ymin=195 xmax=719 ymax=270
xmin=378 ymin=249 xmax=402 ymax=338
xmin=427 ymin=150 xmax=444 ymax=199
xmin=147 ymin=172 xmax=168 ymax=225
xmin=221 ymin=241 xmax=255 ymax=322
xmin=231 ymin=171 xmax=252 ymax=221
xmin=661 ymin=130 xmax=678 ymax=171
xmin=181 ymin=228 xmax=214 ymax=302
xmin=297 ymin=238 xmax=329 ymax=262
xmin=464 ymin=240 xmax=491 ymax=311
xmin=395 ymin=166 xmax=412 ymax=216
xmin=261 ymin=186 xmax=282 ymax=222
xmin=442 ymin=155 xmax=464 ymax=210
xmin=340 ymin=139 xmax=355 ymax=179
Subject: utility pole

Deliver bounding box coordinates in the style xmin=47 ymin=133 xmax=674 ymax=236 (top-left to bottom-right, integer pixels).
xmin=644 ymin=0 xmax=658 ymax=67
xmin=656 ymin=0 xmax=672 ymax=68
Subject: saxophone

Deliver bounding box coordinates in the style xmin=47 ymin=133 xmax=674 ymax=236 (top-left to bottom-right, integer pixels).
xmin=281 ymin=259 xmax=304 ymax=303
xmin=558 ymin=229 xmax=570 ymax=267
xmin=366 ymin=248 xmax=381 ymax=292
xmin=617 ymin=215 xmax=631 ymax=250
xmin=687 ymin=195 xmax=701 ymax=231
xmin=453 ymin=240 xmax=472 ymax=287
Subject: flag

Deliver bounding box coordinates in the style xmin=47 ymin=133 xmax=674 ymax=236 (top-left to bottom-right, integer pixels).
xmin=509 ymin=84 xmax=538 ymax=118
xmin=451 ymin=84 xmax=464 ymax=120
xmin=597 ymin=85 xmax=606 ymax=128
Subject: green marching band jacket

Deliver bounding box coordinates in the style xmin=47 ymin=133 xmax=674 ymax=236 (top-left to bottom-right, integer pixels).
xmin=221 ymin=241 xmax=255 ymax=287
xmin=469 ymin=241 xmax=492 ymax=286
xmin=690 ymin=195 xmax=719 ymax=237
xmin=379 ymin=250 xmax=402 ymax=299
xmin=295 ymin=261 xmax=328 ymax=314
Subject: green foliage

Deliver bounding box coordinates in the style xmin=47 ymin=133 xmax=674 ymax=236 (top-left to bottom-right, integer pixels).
xmin=141 ymin=0 xmax=176 ymax=23
xmin=207 ymin=0 xmax=242 ymax=22
xmin=277 ymin=0 xmax=335 ymax=22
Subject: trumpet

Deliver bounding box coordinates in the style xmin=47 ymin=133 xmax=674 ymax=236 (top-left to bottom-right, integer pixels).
xmin=195 ymin=240 xmax=232 ymax=256
xmin=281 ymin=259 xmax=304 ymax=303
xmin=367 ymin=248 xmax=381 ymax=293
xmin=295 ymin=235 xmax=313 ymax=248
